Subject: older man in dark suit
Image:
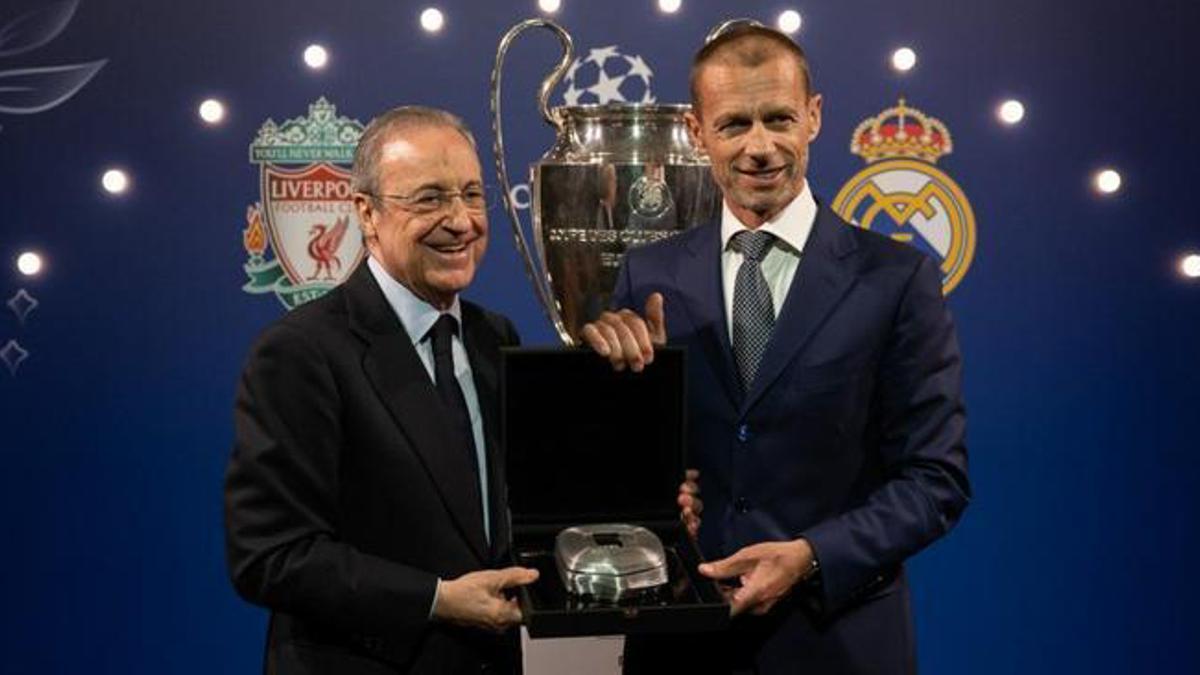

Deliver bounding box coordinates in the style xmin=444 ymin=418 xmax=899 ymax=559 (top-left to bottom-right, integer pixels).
xmin=224 ymin=106 xmax=538 ymax=674
xmin=583 ymin=25 xmax=970 ymax=674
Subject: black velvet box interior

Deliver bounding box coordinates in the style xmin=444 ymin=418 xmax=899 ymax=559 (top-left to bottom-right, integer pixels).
xmin=501 ymin=347 xmax=728 ymax=638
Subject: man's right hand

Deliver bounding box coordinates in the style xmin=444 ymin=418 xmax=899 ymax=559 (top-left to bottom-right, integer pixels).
xmin=432 ymin=567 xmax=539 ymax=632
xmin=580 ymin=292 xmax=667 ymax=372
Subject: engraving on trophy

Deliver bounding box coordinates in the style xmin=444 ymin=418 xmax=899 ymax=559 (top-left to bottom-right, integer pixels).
xmin=629 ymin=169 xmax=673 ymax=220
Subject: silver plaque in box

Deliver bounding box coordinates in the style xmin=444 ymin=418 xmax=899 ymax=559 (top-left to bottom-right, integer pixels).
xmin=555 ymin=524 xmax=668 ymax=602
xmin=492 ymin=19 xmax=722 ymax=345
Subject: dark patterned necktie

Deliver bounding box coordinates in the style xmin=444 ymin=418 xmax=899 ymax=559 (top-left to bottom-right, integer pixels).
xmin=428 ymin=314 xmax=482 ymax=487
xmin=731 ymin=230 xmax=777 ymax=392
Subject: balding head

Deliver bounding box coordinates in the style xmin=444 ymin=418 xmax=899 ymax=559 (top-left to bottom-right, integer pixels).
xmin=351 ymin=106 xmax=476 ymax=197
xmin=689 ymin=25 xmax=815 ymax=115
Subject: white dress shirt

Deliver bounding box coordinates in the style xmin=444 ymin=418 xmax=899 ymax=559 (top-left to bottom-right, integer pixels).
xmin=719 ymin=182 xmax=818 ymax=342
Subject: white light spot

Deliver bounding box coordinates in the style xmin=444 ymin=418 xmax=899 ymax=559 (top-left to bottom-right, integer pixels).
xmin=658 ymin=0 xmax=682 ymax=14
xmin=538 ymin=0 xmax=561 ymax=12
xmin=1094 ymin=168 xmax=1122 ymax=195
xmin=420 ymin=8 xmax=445 ymax=32
xmin=777 ymin=10 xmax=802 ymax=34
xmin=303 ymin=44 xmax=328 ymax=69
xmin=891 ymin=47 xmax=917 ymax=72
xmin=16 ymin=252 xmax=42 ymax=276
xmin=198 ymin=98 xmax=226 ymax=125
xmin=101 ymin=168 xmax=129 ymax=195
xmin=997 ymin=99 xmax=1025 ymax=125
xmin=1180 ymin=253 xmax=1200 ymax=278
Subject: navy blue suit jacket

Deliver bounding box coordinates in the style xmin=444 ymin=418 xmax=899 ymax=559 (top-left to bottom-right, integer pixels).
xmin=612 ymin=205 xmax=970 ymax=673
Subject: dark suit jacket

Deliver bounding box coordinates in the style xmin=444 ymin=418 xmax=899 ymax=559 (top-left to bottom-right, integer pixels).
xmin=613 ymin=205 xmax=970 ymax=674
xmin=224 ymin=263 xmax=521 ymax=674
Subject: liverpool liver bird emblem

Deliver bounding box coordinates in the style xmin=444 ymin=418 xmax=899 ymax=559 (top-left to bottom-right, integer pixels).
xmin=306 ymin=215 xmax=349 ymax=281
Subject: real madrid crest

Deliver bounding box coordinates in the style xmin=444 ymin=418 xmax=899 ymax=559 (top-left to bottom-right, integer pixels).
xmin=241 ymin=98 xmax=366 ymax=309
xmin=832 ymin=99 xmax=976 ymax=294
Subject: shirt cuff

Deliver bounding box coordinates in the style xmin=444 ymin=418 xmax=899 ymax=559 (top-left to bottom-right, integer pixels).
xmin=428 ymin=578 xmax=441 ymax=620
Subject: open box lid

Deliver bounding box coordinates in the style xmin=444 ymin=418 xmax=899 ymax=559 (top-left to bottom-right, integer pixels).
xmin=501 ymin=347 xmax=686 ymax=529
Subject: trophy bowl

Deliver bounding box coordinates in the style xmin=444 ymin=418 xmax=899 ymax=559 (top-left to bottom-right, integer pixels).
xmin=493 ymin=19 xmax=721 ymax=344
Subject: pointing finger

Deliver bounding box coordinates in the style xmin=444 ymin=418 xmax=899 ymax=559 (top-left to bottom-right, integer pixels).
xmin=699 ymin=551 xmax=755 ymax=580
xmin=645 ymin=292 xmax=667 ymax=344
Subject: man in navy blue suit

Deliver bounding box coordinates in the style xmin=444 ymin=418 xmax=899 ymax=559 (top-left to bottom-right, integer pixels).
xmin=582 ymin=24 xmax=970 ymax=674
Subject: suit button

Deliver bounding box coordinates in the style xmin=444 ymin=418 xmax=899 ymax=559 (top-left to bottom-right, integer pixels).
xmin=734 ymin=497 xmax=750 ymax=513
xmin=736 ymin=424 xmax=750 ymax=442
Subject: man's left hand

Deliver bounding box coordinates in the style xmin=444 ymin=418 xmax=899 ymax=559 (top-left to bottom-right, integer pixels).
xmin=677 ymin=469 xmax=702 ymax=539
xmin=698 ymin=539 xmax=815 ymax=617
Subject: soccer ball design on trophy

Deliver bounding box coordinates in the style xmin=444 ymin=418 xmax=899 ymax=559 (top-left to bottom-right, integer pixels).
xmin=561 ymin=45 xmax=656 ymax=105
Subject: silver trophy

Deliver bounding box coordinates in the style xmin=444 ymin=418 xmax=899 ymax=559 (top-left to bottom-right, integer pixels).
xmin=492 ymin=19 xmax=721 ymax=345
xmin=555 ymin=524 xmax=668 ymax=602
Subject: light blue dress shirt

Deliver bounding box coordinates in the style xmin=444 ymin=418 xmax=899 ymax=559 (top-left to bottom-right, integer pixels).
xmin=367 ymin=256 xmax=492 ymax=618
xmin=367 ymin=256 xmax=491 ymax=540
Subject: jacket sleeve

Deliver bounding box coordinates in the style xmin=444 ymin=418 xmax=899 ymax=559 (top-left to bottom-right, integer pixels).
xmin=800 ymin=255 xmax=971 ymax=614
xmin=223 ymin=321 xmax=438 ymax=640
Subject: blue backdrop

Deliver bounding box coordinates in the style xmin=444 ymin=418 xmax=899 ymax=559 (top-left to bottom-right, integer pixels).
xmin=1 ymin=0 xmax=1197 ymax=672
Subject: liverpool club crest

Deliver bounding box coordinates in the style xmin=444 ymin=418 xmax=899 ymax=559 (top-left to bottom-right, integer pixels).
xmin=242 ymin=97 xmax=366 ymax=309
xmin=831 ymin=99 xmax=977 ymax=294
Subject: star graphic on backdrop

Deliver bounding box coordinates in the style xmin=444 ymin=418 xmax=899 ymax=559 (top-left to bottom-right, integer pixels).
xmin=6 ymin=289 xmax=38 ymax=324
xmin=624 ymin=55 xmax=653 ymax=81
xmin=563 ymin=84 xmax=584 ymax=105
xmin=584 ymin=45 xmax=620 ymax=69
xmin=565 ymin=58 xmax=583 ymax=84
xmin=588 ymin=69 xmax=626 ymax=104
xmin=1 ymin=339 xmax=29 ymax=375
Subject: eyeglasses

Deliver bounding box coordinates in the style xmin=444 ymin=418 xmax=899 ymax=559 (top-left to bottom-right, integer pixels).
xmin=363 ymin=186 xmax=494 ymax=215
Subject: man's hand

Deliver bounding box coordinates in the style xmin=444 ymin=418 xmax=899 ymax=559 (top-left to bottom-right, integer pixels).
xmin=698 ymin=539 xmax=814 ymax=617
xmin=580 ymin=292 xmax=667 ymax=372
xmin=433 ymin=567 xmax=539 ymax=632
xmin=678 ymin=469 xmax=703 ymax=539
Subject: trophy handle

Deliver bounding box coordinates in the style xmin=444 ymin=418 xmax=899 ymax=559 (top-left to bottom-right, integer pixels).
xmin=704 ymin=18 xmax=766 ymax=43
xmin=491 ymin=19 xmax=575 ymax=345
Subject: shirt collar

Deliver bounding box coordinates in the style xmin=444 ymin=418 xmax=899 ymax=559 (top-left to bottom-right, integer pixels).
xmin=720 ymin=180 xmax=817 ymax=255
xmin=367 ymin=256 xmax=462 ymax=346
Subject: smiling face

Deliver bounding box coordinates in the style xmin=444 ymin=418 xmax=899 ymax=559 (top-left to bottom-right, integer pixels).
xmin=353 ymin=124 xmax=487 ymax=309
xmin=686 ymin=51 xmax=822 ymax=229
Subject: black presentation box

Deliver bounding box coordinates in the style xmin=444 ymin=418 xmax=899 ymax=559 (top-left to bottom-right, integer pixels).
xmin=501 ymin=347 xmax=729 ymax=638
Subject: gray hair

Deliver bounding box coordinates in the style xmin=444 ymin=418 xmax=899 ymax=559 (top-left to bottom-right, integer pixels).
xmin=350 ymin=105 xmax=477 ymax=195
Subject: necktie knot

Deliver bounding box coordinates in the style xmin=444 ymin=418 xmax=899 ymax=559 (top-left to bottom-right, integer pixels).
xmin=732 ymin=230 xmax=776 ymax=262
xmin=427 ymin=314 xmax=460 ymax=360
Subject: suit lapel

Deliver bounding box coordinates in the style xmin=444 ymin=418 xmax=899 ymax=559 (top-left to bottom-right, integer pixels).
xmin=674 ymin=223 xmax=741 ymax=409
xmin=344 ymin=265 xmax=490 ymax=563
xmin=742 ymin=206 xmax=860 ymax=414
